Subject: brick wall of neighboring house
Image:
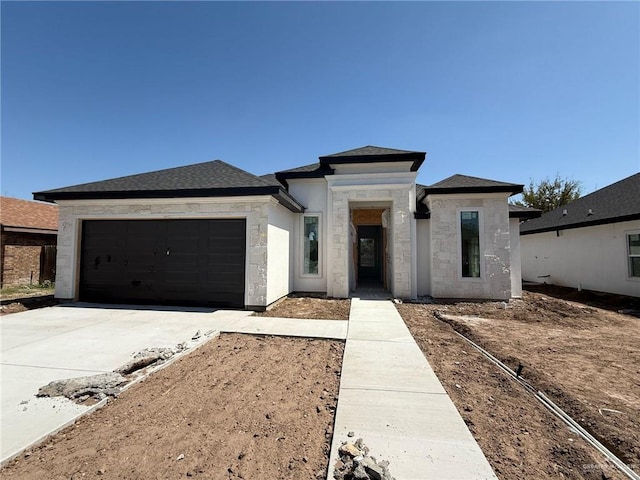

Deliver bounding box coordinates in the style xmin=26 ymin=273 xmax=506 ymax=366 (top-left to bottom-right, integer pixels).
xmin=0 ymin=231 xmax=57 ymax=287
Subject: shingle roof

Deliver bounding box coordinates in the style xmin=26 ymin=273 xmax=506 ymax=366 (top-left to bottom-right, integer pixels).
xmin=423 ymin=174 xmax=523 ymax=195
xmin=37 ymin=160 xmax=274 ymax=195
xmin=508 ymin=204 xmax=542 ymax=219
xmin=321 ymin=145 xmax=423 ymax=158
xmin=319 ymin=145 xmax=426 ymax=172
xmin=415 ymin=182 xmax=538 ymax=220
xmin=276 ymin=162 xmax=325 ymax=174
xmin=258 ymin=173 xmax=282 ymax=186
xmin=0 ymin=197 xmax=58 ymax=231
xmin=274 ymin=162 xmax=334 ymax=187
xmin=33 ymin=160 xmax=304 ymax=213
xmin=520 ymin=172 xmax=640 ymax=234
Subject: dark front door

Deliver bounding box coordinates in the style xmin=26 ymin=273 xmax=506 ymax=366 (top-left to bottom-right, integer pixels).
xmin=80 ymin=219 xmax=246 ymax=308
xmin=357 ymin=225 xmax=382 ymax=285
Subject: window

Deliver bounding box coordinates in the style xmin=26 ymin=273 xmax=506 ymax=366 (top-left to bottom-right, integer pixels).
xmin=460 ymin=211 xmax=480 ymax=278
xmin=303 ymin=215 xmax=320 ymax=275
xmin=628 ymin=233 xmax=640 ymax=278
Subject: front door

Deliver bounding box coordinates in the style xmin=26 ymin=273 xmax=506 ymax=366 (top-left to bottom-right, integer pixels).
xmin=357 ymin=225 xmax=382 ymax=285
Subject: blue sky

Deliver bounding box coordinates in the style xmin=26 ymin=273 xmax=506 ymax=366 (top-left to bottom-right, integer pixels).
xmin=2 ymin=1 xmax=638 ymax=201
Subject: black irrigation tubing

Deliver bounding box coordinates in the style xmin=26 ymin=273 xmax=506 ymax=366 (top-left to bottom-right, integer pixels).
xmin=434 ymin=313 xmax=640 ymax=480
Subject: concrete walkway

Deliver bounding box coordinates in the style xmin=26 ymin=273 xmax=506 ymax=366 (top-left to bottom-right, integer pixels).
xmin=328 ymin=298 xmax=497 ymax=479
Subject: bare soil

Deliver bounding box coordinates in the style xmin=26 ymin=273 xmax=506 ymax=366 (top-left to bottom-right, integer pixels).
xmin=255 ymin=296 xmax=350 ymax=321
xmin=1 ymin=333 xmax=344 ymax=480
xmin=397 ymin=290 xmax=640 ymax=480
xmin=0 ymin=286 xmax=57 ymax=315
xmin=0 ymin=295 xmax=57 ymax=315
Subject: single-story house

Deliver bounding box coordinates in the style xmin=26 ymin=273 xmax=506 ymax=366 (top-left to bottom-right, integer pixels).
xmin=34 ymin=146 xmax=538 ymax=309
xmin=520 ymin=172 xmax=640 ymax=298
xmin=0 ymin=196 xmax=58 ymax=287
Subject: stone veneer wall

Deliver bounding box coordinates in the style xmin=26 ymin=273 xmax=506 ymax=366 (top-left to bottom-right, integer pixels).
xmin=328 ymin=186 xmax=414 ymax=299
xmin=428 ymin=195 xmax=512 ymax=300
xmin=54 ymin=198 xmax=272 ymax=308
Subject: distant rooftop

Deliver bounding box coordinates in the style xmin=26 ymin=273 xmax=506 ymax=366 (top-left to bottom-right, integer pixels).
xmin=520 ymin=172 xmax=640 ymax=234
xmin=0 ymin=197 xmax=58 ymax=232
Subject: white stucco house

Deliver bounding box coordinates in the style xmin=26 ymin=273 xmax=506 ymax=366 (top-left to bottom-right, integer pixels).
xmin=34 ymin=146 xmax=538 ymax=309
xmin=520 ymin=172 xmax=640 ymax=298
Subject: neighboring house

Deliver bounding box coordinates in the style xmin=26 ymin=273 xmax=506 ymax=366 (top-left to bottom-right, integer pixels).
xmin=34 ymin=146 xmax=537 ymax=309
xmin=0 ymin=197 xmax=58 ymax=287
xmin=520 ymin=173 xmax=640 ymax=298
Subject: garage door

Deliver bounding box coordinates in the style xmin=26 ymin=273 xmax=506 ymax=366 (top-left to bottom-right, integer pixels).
xmin=80 ymin=219 xmax=246 ymax=308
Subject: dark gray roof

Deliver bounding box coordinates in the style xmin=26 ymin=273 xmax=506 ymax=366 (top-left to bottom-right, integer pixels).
xmin=508 ymin=204 xmax=542 ymax=219
xmin=274 ymin=162 xmax=334 ymax=187
xmin=415 ymin=181 xmax=536 ymax=220
xmin=424 ymin=174 xmax=523 ymax=195
xmin=259 ymin=173 xmax=283 ymax=186
xmin=520 ymin=172 xmax=640 ymax=234
xmin=319 ymin=145 xmax=426 ymax=172
xmin=277 ymin=162 xmax=324 ymax=174
xmin=34 ymin=160 xmax=304 ymax=213
xmin=321 ymin=145 xmax=423 ymax=158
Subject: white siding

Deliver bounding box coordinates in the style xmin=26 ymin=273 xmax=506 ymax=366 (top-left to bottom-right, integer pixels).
xmin=509 ymin=218 xmax=522 ymax=297
xmin=521 ymin=219 xmax=640 ymax=297
xmin=266 ymin=202 xmax=295 ymax=305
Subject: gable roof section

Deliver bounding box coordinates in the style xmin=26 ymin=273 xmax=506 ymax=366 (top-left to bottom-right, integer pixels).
xmin=423 ymin=174 xmax=523 ymax=195
xmin=0 ymin=197 xmax=58 ymax=233
xmin=319 ymin=145 xmax=426 ymax=171
xmin=508 ymin=204 xmax=542 ymax=219
xmin=274 ymin=162 xmax=335 ymax=187
xmin=33 ymin=160 xmax=304 ymax=213
xmin=520 ymin=172 xmax=640 ymax=235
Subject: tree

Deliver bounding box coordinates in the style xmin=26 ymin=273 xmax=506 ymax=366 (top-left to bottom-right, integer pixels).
xmin=513 ymin=174 xmax=582 ymax=213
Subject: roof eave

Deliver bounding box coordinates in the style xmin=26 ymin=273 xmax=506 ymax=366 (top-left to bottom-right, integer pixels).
xmin=509 ymin=210 xmax=542 ymax=219
xmin=275 ymin=168 xmax=335 ymax=186
xmin=1 ymin=225 xmax=58 ymax=235
xmin=318 ymin=152 xmax=426 ymax=171
xmin=520 ymin=212 xmax=640 ymax=235
xmin=425 ymin=185 xmax=524 ymax=196
xmin=33 ymin=186 xmax=305 ymax=213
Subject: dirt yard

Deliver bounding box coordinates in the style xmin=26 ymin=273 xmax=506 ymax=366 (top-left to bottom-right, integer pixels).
xmin=0 ymin=285 xmax=56 ymax=315
xmin=397 ymin=290 xmax=640 ymax=480
xmin=255 ymin=296 xmax=351 ymax=321
xmin=1 ymin=333 xmax=344 ymax=480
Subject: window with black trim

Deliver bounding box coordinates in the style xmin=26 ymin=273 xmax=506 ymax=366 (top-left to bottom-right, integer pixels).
xmin=461 ymin=211 xmax=480 ymax=278
xmin=303 ymin=215 xmax=319 ymax=275
xmin=628 ymin=233 xmax=640 ymax=278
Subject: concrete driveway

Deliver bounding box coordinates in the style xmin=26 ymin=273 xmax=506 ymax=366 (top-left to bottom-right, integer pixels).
xmin=1 ymin=303 xmax=252 ymax=464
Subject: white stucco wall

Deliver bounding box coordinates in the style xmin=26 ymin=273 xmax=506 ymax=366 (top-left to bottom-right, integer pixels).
xmin=288 ymin=179 xmax=329 ymax=293
xmin=416 ymin=219 xmax=431 ymax=296
xmin=520 ymin=219 xmax=640 ymax=297
xmin=428 ymin=193 xmax=512 ymax=300
xmin=509 ymin=218 xmax=522 ymax=297
xmin=54 ymin=196 xmax=274 ymax=308
xmin=266 ymin=202 xmax=294 ymax=305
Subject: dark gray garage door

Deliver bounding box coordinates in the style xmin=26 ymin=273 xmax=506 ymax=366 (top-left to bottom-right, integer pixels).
xmin=80 ymin=219 xmax=246 ymax=308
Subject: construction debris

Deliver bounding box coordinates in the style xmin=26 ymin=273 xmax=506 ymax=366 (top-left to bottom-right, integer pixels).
xmin=115 ymin=345 xmax=186 ymax=375
xmin=37 ymin=341 xmax=193 ymax=403
xmin=333 ymin=438 xmax=395 ymax=480
xmin=37 ymin=372 xmax=126 ymax=401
